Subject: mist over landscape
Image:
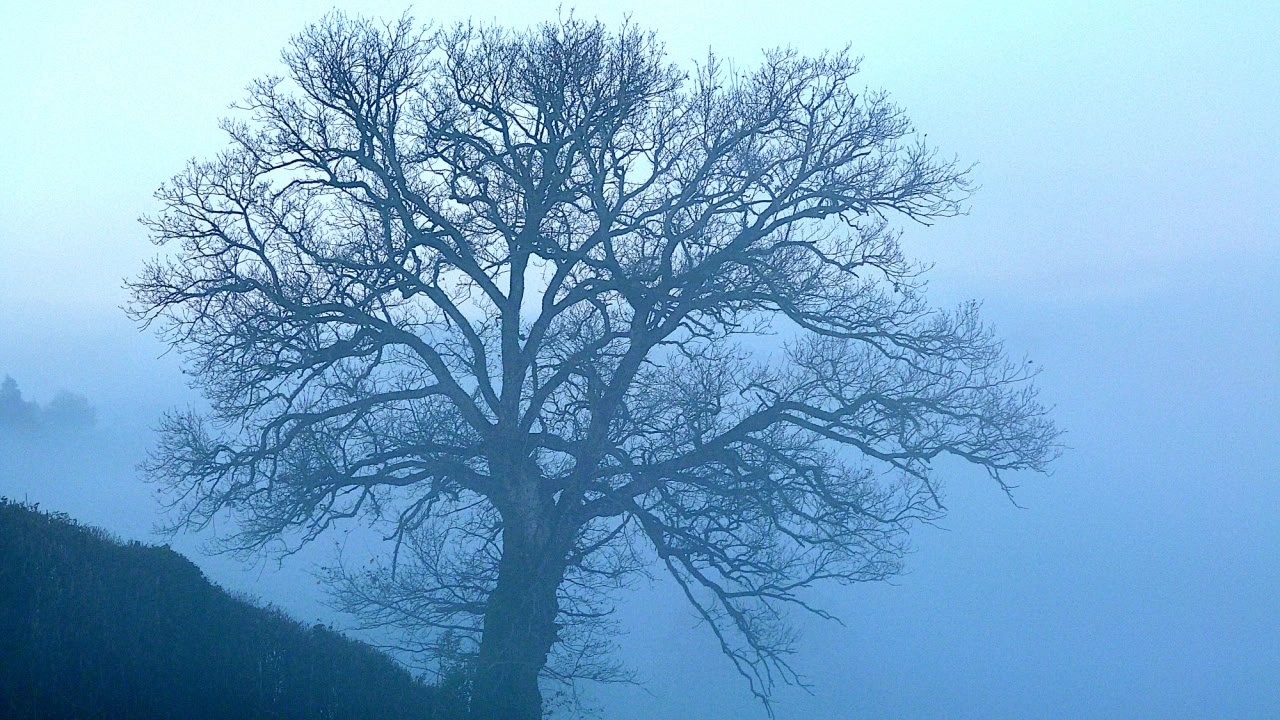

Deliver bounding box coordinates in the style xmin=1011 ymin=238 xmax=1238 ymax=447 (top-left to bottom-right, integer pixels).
xmin=2 ymin=2 xmax=1277 ymax=719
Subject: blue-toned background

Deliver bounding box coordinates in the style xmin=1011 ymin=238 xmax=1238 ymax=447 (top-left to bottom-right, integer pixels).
xmin=2 ymin=2 xmax=1276 ymax=717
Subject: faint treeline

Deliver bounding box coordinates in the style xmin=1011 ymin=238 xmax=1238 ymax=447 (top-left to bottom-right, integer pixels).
xmin=0 ymin=376 xmax=95 ymax=433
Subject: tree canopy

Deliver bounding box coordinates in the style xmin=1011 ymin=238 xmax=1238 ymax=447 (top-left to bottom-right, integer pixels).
xmin=129 ymin=13 xmax=1057 ymax=720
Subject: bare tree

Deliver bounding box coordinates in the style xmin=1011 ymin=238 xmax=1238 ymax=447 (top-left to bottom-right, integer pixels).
xmin=129 ymin=13 xmax=1057 ymax=720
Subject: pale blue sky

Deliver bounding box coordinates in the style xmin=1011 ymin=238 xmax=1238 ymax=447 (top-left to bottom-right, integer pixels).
xmin=2 ymin=2 xmax=1278 ymax=718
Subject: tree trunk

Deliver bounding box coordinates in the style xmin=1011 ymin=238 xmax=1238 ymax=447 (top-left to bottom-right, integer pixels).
xmin=469 ymin=518 xmax=565 ymax=720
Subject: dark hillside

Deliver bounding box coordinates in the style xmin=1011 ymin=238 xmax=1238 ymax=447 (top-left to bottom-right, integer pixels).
xmin=0 ymin=498 xmax=466 ymax=720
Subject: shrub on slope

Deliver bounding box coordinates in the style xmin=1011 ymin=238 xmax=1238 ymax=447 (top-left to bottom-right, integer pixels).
xmin=0 ymin=498 xmax=466 ymax=720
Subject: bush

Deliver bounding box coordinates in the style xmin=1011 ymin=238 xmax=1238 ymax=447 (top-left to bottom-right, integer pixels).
xmin=0 ymin=498 xmax=467 ymax=719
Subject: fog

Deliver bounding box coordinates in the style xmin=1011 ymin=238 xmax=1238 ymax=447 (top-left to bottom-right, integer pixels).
xmin=2 ymin=2 xmax=1277 ymax=718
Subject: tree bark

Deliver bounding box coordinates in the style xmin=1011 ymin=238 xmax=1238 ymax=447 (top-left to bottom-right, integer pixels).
xmin=469 ymin=515 xmax=565 ymax=720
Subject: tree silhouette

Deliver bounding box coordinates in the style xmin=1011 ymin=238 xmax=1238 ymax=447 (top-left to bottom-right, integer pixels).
xmin=129 ymin=13 xmax=1057 ymax=720
xmin=0 ymin=377 xmax=38 ymax=430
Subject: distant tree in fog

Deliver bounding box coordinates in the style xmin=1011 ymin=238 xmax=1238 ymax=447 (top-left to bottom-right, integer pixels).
xmin=42 ymin=390 xmax=97 ymax=430
xmin=0 ymin=376 xmax=39 ymax=429
xmin=129 ymin=13 xmax=1058 ymax=720
xmin=0 ymin=375 xmax=95 ymax=432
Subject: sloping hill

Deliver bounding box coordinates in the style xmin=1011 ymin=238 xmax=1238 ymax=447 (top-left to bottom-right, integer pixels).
xmin=0 ymin=498 xmax=466 ymax=720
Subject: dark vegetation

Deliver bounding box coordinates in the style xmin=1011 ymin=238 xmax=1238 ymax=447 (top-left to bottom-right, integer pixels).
xmin=0 ymin=498 xmax=467 ymax=720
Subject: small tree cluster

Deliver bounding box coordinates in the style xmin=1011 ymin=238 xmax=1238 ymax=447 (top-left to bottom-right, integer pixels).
xmin=0 ymin=376 xmax=96 ymax=433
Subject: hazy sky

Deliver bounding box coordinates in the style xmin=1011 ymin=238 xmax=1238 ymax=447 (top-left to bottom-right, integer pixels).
xmin=2 ymin=2 xmax=1278 ymax=718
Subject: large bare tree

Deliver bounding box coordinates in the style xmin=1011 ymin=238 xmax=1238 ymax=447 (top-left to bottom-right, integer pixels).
xmin=130 ymin=13 xmax=1057 ymax=720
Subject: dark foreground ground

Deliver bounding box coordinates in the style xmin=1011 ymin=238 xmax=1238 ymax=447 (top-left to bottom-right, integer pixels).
xmin=0 ymin=497 xmax=467 ymax=720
